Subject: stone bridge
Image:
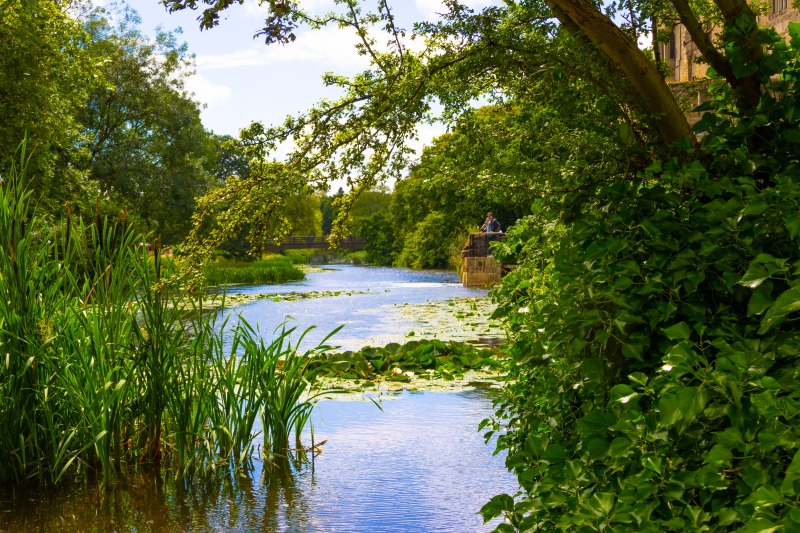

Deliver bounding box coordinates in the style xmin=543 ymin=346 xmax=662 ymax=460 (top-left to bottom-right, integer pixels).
xmin=263 ymin=235 xmax=366 ymax=252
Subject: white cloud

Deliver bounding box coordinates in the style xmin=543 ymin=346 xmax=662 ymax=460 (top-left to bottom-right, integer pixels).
xmin=414 ymin=0 xmax=497 ymax=21
xmin=195 ymin=26 xmax=368 ymax=70
xmin=185 ymin=73 xmax=233 ymax=107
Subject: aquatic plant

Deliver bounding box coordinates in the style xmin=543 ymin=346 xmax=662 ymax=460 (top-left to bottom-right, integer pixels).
xmin=0 ymin=159 xmax=331 ymax=487
xmin=310 ymin=339 xmax=506 ymax=382
xmin=203 ymin=256 xmax=305 ymax=286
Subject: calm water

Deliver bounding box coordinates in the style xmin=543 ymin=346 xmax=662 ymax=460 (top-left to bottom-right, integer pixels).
xmin=0 ymin=266 xmax=518 ymax=532
xmin=217 ymin=265 xmax=493 ymax=351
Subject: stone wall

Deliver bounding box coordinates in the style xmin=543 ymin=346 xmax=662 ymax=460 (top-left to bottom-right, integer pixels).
xmin=460 ymin=232 xmax=506 ymax=287
xmin=461 ymin=256 xmax=503 ymax=287
xmin=667 ymin=7 xmax=799 ymax=84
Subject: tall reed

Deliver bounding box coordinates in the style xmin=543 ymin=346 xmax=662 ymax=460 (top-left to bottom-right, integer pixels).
xmin=0 ymin=158 xmax=335 ymax=487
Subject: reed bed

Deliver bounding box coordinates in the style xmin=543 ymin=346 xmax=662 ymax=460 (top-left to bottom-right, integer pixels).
xmin=0 ymin=164 xmax=329 ymax=488
xmin=203 ymin=257 xmax=305 ymax=286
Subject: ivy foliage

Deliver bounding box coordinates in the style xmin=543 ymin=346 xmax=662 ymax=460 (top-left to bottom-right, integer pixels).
xmin=482 ymin=24 xmax=800 ymax=532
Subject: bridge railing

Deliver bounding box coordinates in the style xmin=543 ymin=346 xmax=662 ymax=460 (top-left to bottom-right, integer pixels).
xmin=264 ymin=235 xmax=367 ymax=250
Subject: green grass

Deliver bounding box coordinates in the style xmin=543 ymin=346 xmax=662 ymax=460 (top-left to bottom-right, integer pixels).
xmin=0 ymin=160 xmax=331 ymax=488
xmin=203 ymin=256 xmax=305 ymax=286
xmin=281 ymin=247 xmax=362 ymax=264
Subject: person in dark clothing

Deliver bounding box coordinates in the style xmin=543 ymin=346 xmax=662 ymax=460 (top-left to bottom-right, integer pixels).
xmin=481 ymin=212 xmax=501 ymax=233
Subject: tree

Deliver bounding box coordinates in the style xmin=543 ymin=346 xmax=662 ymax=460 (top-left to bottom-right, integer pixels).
xmin=159 ymin=0 xmax=741 ymax=249
xmin=0 ymin=0 xmax=95 ymax=210
xmin=77 ymin=5 xmax=217 ymax=243
xmin=209 ymin=134 xmax=252 ymax=185
xmin=320 ymin=187 xmax=344 ymax=236
xmin=159 ymin=0 xmax=775 ymax=160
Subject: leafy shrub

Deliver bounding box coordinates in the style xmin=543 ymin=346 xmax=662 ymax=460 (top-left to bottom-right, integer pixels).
xmin=482 ymin=28 xmax=800 ymax=532
xmin=353 ymin=210 xmax=398 ymax=266
xmin=396 ymin=211 xmax=461 ymax=269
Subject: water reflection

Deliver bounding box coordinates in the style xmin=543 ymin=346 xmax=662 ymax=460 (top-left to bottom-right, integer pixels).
xmin=2 ymin=267 xmax=515 ymax=532
xmin=217 ymin=265 xmax=496 ymax=351
xmin=1 ymin=389 xmax=516 ymax=532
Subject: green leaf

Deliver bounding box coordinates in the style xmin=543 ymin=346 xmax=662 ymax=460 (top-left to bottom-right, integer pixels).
xmin=578 ymin=410 xmax=611 ymax=435
xmin=663 ymin=322 xmax=692 ymax=340
xmin=628 ymin=372 xmax=648 ymax=387
xmin=590 ymin=492 xmax=616 ymax=516
xmin=587 ymin=438 xmax=610 ymax=460
xmin=747 ymin=281 xmax=773 ymax=316
xmin=739 ymin=264 xmax=770 ymax=289
xmin=706 ymin=444 xmax=733 ymax=468
xmin=785 ymin=213 xmax=800 ymax=239
xmin=610 ymin=384 xmax=635 ymax=402
xmin=741 ymin=485 xmax=783 ymax=508
xmin=759 ymin=285 xmax=800 ymax=334
xmin=761 ymin=376 xmax=780 ymax=391
xmin=735 ymin=518 xmax=778 ymax=533
xmin=480 ymin=493 xmax=515 ymax=522
xmin=642 ymin=455 xmax=663 ymax=474
xmin=542 ymin=444 xmax=567 ymax=463
xmin=786 ymin=449 xmax=800 ymax=475
xmin=659 ymin=393 xmax=680 ymax=425
xmin=609 ymin=437 xmax=632 ymax=458
xmin=742 ymin=198 xmax=768 ymax=215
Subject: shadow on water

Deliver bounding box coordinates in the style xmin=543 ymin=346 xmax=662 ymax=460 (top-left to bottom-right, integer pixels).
xmin=1 ymin=388 xmax=516 ymax=533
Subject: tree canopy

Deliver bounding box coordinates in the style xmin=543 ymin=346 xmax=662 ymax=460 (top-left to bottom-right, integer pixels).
xmin=162 ymin=0 xmax=780 ymax=251
xmin=0 ymin=0 xmax=222 ymax=243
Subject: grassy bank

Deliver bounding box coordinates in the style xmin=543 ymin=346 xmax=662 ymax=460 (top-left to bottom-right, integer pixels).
xmin=203 ymin=256 xmax=305 ymax=286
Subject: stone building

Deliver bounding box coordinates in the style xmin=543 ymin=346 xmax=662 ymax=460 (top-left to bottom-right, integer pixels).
xmin=660 ymin=1 xmax=799 ymax=83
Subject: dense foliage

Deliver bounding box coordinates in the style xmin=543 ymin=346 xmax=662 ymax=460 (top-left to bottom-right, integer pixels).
xmin=0 ymin=1 xmax=222 ymax=243
xmin=0 ymin=165 xmax=329 ymax=486
xmin=481 ymin=25 xmax=800 ymax=532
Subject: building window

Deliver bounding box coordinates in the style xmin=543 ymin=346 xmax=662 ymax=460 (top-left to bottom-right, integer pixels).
xmin=772 ymin=0 xmax=788 ymax=14
xmin=668 ymin=31 xmax=676 ymax=59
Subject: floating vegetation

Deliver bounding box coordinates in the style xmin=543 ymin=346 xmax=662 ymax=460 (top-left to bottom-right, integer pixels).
xmin=363 ymin=297 xmax=506 ymax=347
xmin=310 ymin=339 xmax=507 ymax=388
xmin=217 ymin=289 xmax=375 ymax=307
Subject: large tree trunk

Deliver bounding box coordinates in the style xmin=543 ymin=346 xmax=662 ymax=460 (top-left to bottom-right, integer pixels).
xmin=546 ymin=0 xmax=694 ymax=145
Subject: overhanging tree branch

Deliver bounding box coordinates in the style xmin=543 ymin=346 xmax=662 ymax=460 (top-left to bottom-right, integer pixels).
xmin=545 ymin=0 xmax=694 ymax=144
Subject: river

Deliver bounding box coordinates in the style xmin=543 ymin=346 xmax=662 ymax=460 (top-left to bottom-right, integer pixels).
xmin=1 ymin=266 xmax=518 ymax=532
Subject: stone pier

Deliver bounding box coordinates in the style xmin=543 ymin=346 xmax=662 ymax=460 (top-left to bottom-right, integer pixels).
xmin=460 ymin=232 xmax=506 ymax=287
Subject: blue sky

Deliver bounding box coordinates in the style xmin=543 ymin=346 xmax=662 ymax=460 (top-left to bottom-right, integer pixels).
xmin=117 ymin=1 xmax=495 ymax=158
